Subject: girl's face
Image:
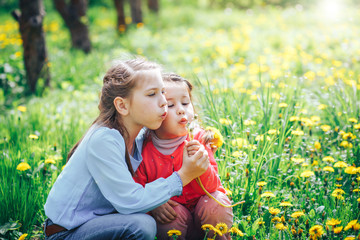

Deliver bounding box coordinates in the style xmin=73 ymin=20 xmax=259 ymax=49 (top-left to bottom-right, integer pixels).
xmin=155 ymin=81 xmax=194 ymax=139
xmin=128 ymin=70 xmax=168 ymax=130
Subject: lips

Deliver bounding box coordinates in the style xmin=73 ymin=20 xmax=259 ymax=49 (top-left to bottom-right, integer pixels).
xmin=161 ymin=112 xmax=167 ymax=119
xmin=179 ymin=117 xmax=188 ymax=125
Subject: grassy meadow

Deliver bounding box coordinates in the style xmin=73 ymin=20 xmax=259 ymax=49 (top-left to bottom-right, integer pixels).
xmin=1 ymin=1 xmax=360 ymax=239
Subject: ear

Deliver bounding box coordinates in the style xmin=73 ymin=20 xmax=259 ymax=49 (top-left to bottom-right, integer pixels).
xmin=114 ymin=96 xmax=130 ymax=116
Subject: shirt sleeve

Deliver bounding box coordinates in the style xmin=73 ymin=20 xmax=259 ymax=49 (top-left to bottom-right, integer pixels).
xmin=86 ymin=128 xmax=182 ymax=214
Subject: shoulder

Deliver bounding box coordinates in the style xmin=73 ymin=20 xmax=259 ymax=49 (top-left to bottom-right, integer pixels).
xmin=88 ymin=126 xmax=125 ymax=149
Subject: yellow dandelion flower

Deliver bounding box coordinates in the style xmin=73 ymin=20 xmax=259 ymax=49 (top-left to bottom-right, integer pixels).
xmin=215 ymin=223 xmax=228 ymax=234
xmin=345 ymin=166 xmax=357 ymax=175
xmin=29 ymin=134 xmax=39 ymax=140
xmin=344 ymin=220 xmax=358 ymax=231
xmin=202 ymin=224 xmax=215 ymax=231
xmin=44 ymin=158 xmax=56 ymax=164
xmin=326 ymin=219 xmax=341 ymax=226
xmin=16 ymin=162 xmax=31 ymax=171
xmin=291 ymin=211 xmax=305 ymax=218
xmin=344 ymin=236 xmax=355 ymax=240
xmin=279 ymin=202 xmax=293 ymax=207
xmin=244 ymin=119 xmax=256 ymax=126
xmin=291 ymin=129 xmax=304 ymax=136
xmin=228 ymin=227 xmax=244 ymax=236
xmin=334 ymin=161 xmax=348 ymax=168
xmin=354 ymin=223 xmax=360 ymax=231
xmin=300 ymin=170 xmax=314 ymax=178
xmin=258 ymin=220 xmax=265 ymax=225
xmin=322 ymin=156 xmax=335 ymax=162
xmin=167 ymin=229 xmax=181 ymax=236
xmin=213 ymin=228 xmax=223 ymax=236
xmin=205 ymin=127 xmax=224 ymax=148
xmin=268 ymin=129 xmax=279 ymax=135
xmin=333 ymin=226 xmax=343 ymax=234
xmin=349 ymin=118 xmax=358 ymax=123
xmin=278 ymin=103 xmax=288 ymax=108
xmin=232 ymin=151 xmax=246 ymax=158
xmin=309 ymin=225 xmax=324 ymax=238
xmin=231 ymin=138 xmax=248 ymax=148
xmin=17 ymin=106 xmax=27 ymax=112
xmin=219 ymin=118 xmax=232 ymax=125
xmin=311 ymin=116 xmax=321 ymax=122
xmin=332 ymin=188 xmax=345 ymax=195
xmin=269 ymin=207 xmax=281 ymax=215
xmin=354 ymin=123 xmax=360 ymax=129
xmin=257 ymin=181 xmax=267 ymax=187
xmin=275 ymin=223 xmax=288 ymax=231
xmin=320 ymin=125 xmax=331 ymax=132
xmin=323 ymin=166 xmax=334 ymax=172
xmin=358 ymin=198 xmax=360 ymax=203
xmin=302 ymin=162 xmax=309 ymax=167
xmin=261 ymin=192 xmax=275 ymax=198
xmin=272 ymin=217 xmax=281 ymax=223
xmin=18 ymin=233 xmax=28 ymax=240
xmin=291 ymin=157 xmax=305 ymax=164
xmin=312 ymin=160 xmax=319 ymax=166
xmin=318 ymin=104 xmax=327 ymax=110
xmin=290 ymin=116 xmax=300 ymax=122
xmin=314 ymin=141 xmax=321 ymax=150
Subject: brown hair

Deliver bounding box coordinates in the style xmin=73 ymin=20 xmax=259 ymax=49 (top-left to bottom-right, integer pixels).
xmin=67 ymin=58 xmax=161 ymax=175
xmin=162 ymin=73 xmax=193 ymax=98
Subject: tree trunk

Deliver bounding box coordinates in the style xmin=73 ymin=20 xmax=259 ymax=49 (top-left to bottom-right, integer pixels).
xmin=13 ymin=0 xmax=50 ymax=93
xmin=130 ymin=0 xmax=142 ymax=24
xmin=53 ymin=0 xmax=91 ymax=53
xmin=147 ymin=0 xmax=158 ymax=13
xmin=114 ymin=0 xmax=126 ymax=32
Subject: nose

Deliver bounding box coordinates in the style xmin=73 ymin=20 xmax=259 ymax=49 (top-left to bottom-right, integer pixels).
xmin=177 ymin=105 xmax=185 ymax=115
xmin=159 ymin=94 xmax=167 ymax=108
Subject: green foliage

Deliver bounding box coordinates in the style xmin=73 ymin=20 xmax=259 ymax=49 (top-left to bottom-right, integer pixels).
xmin=1 ymin=1 xmax=360 ymax=239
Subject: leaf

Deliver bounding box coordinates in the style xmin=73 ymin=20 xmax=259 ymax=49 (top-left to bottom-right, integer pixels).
xmin=250 ymin=218 xmax=260 ymax=235
xmin=309 ymin=209 xmax=315 ymax=219
xmin=0 ymin=221 xmax=21 ymax=235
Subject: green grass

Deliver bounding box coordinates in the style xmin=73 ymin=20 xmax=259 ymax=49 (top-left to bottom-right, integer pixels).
xmin=1 ymin=1 xmax=360 ymax=239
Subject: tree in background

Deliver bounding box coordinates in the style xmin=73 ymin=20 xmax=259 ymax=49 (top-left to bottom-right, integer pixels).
xmin=12 ymin=0 xmax=50 ymax=94
xmin=147 ymin=0 xmax=159 ymax=12
xmin=130 ymin=0 xmax=142 ymax=24
xmin=53 ymin=0 xmax=91 ymax=53
xmin=114 ymin=0 xmax=159 ymax=33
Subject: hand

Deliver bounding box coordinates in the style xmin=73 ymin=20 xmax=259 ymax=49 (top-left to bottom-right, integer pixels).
xmin=151 ymin=200 xmax=178 ymax=224
xmin=177 ymin=141 xmax=209 ymax=186
xmin=187 ymin=140 xmax=201 ymax=156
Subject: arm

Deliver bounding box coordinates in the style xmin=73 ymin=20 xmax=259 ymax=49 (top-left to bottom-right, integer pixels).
xmin=189 ymin=146 xmax=222 ymax=194
xmin=86 ymin=129 xmax=182 ymax=214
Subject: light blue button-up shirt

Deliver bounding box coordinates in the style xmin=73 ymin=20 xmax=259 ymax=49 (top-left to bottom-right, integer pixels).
xmin=44 ymin=126 xmax=183 ymax=230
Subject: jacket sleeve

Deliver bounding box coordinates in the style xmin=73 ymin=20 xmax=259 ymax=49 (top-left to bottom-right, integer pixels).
xmin=86 ymin=128 xmax=182 ymax=214
xmin=189 ymin=129 xmax=222 ymax=194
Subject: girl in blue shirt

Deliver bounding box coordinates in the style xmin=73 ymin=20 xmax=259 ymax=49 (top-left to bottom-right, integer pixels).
xmin=44 ymin=58 xmax=210 ymax=240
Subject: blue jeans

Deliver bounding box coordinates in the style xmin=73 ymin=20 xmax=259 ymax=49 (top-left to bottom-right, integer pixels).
xmin=44 ymin=213 xmax=156 ymax=240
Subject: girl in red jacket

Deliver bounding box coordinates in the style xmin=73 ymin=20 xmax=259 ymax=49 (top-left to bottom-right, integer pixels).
xmin=133 ymin=73 xmax=233 ymax=240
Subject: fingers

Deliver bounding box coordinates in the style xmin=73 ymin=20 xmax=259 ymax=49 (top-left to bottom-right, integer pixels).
xmin=168 ymin=199 xmax=179 ymax=207
xmin=186 ymin=140 xmax=200 ymax=148
xmin=152 ymin=202 xmax=178 ymax=224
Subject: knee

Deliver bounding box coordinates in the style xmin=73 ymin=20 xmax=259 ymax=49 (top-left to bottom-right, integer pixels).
xmin=137 ymin=215 xmax=157 ymax=240
xmin=196 ymin=191 xmax=234 ymax=225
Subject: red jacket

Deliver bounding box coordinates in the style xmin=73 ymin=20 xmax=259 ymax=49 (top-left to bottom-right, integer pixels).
xmin=133 ymin=130 xmax=226 ymax=210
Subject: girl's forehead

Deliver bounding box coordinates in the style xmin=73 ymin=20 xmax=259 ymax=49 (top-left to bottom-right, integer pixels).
xmin=164 ymin=81 xmax=188 ymax=90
